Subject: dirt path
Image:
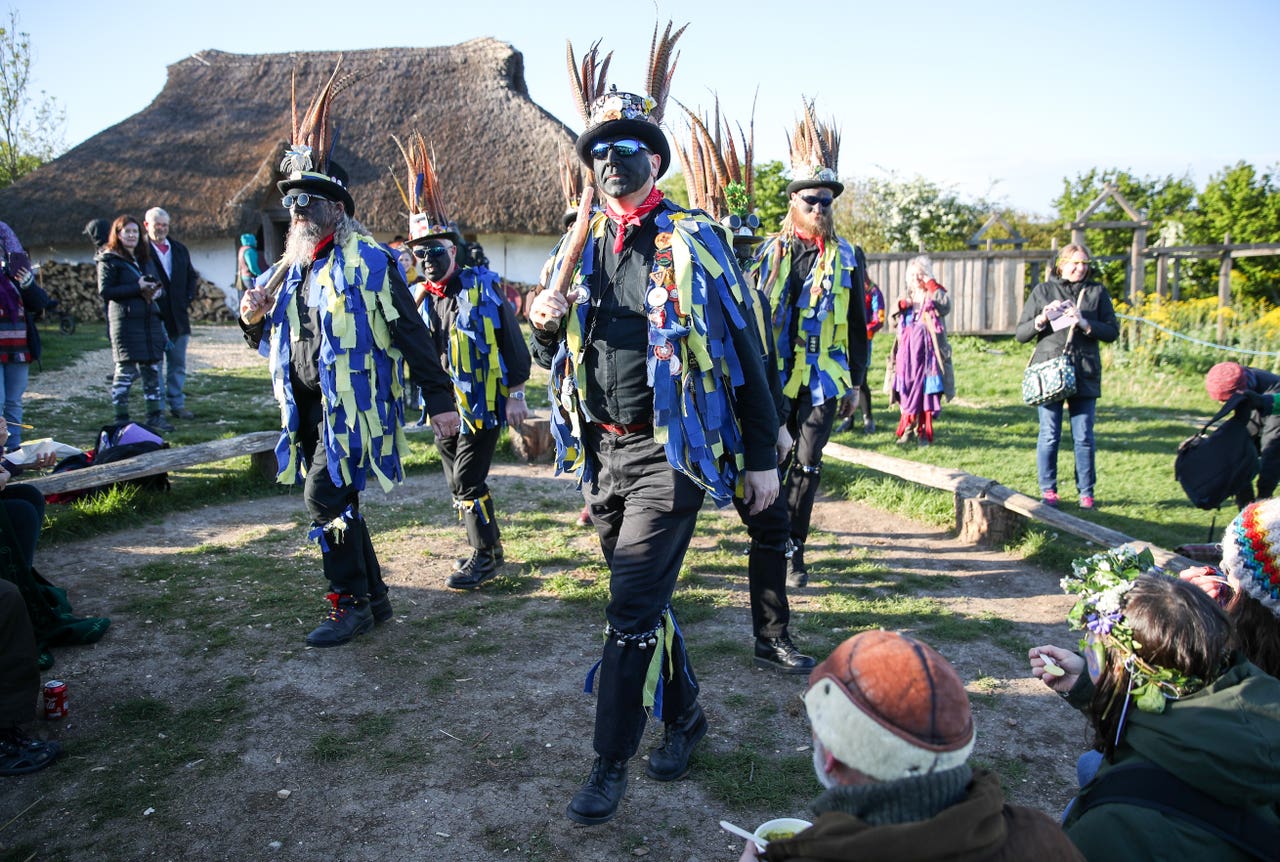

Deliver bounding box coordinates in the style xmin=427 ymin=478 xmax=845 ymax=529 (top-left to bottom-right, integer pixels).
xmin=3 ymin=334 xmax=1093 ymax=861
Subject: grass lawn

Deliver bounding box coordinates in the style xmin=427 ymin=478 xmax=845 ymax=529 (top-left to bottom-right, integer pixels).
xmin=23 ymin=321 xmax=1239 ymax=563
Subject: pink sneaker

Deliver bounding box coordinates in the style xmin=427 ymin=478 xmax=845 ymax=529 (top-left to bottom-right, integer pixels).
xmin=1079 ymin=495 xmax=1095 ymax=510
xmin=1041 ymin=490 xmax=1059 ymax=507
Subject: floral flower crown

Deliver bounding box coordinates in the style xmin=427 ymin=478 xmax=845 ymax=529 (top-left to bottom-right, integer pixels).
xmin=1061 ymin=546 xmax=1207 ymax=713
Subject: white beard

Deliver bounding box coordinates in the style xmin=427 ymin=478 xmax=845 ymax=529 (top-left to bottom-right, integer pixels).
xmin=282 ymin=219 xmax=328 ymax=268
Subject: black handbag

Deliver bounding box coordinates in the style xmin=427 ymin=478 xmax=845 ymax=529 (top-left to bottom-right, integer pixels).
xmin=1022 ymin=289 xmax=1085 ymax=407
xmin=1175 ymin=394 xmax=1259 ymax=509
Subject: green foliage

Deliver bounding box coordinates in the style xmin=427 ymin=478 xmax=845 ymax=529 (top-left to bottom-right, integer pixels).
xmin=1189 ymin=161 xmax=1280 ymax=301
xmin=752 ymin=160 xmax=790 ymax=234
xmin=842 ymin=173 xmax=988 ymax=252
xmin=0 ymin=10 xmax=66 ymax=187
xmin=658 ymin=171 xmax=690 ymax=208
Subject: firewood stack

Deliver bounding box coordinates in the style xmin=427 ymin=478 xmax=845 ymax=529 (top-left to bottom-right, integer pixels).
xmin=31 ymin=261 xmax=238 ymax=324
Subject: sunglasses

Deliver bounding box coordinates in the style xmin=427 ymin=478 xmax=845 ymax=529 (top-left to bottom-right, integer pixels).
xmin=411 ymin=245 xmax=453 ymax=260
xmin=589 ymin=139 xmax=649 ymax=160
xmin=800 ymin=194 xmax=834 ymax=208
xmin=724 ymin=213 xmax=761 ymax=231
xmin=281 ymin=192 xmax=330 ymax=209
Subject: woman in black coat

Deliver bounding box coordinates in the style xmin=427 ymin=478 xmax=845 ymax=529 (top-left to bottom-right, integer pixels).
xmin=96 ymin=215 xmax=172 ymax=431
xmin=1015 ymin=244 xmax=1119 ymax=510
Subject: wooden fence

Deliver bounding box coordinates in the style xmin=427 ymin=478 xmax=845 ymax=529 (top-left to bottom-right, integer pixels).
xmin=865 ymin=249 xmax=1057 ymax=334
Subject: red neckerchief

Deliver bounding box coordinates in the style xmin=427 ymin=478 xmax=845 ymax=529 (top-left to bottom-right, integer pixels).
xmin=793 ymin=228 xmax=825 ymax=258
xmin=422 ymin=278 xmax=449 ymax=299
xmin=312 ymin=233 xmax=335 ymax=260
xmin=153 ymin=240 xmax=169 ymax=254
xmin=605 ymin=187 xmax=664 ymax=253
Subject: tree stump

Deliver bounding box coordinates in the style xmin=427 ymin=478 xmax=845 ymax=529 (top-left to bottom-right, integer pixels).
xmin=509 ymin=413 xmax=553 ymax=463
xmin=955 ymin=494 xmax=1022 ymax=547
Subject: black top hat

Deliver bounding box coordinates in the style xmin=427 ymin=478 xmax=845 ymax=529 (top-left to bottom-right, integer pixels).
xmin=574 ymin=89 xmax=672 ymax=179
xmin=786 ymin=100 xmax=844 ymax=198
xmin=278 ymin=156 xmax=356 ymax=216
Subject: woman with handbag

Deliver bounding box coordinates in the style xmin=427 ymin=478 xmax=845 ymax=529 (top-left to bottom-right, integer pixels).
xmin=1016 ymin=244 xmax=1118 ymax=509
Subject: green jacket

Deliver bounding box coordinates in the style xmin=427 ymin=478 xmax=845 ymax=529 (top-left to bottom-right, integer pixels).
xmin=1063 ymin=653 xmax=1280 ymax=861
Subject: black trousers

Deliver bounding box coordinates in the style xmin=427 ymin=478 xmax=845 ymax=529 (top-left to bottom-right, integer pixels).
xmin=436 ymin=424 xmax=501 ymax=550
xmin=582 ymin=427 xmax=703 ymax=761
xmin=296 ymin=387 xmax=386 ymax=599
xmin=732 ymin=480 xmax=791 ymax=639
xmin=1 ymin=483 xmax=45 ymax=571
xmin=0 ymin=578 xmax=38 ymax=725
xmin=781 ymin=397 xmax=838 ymax=545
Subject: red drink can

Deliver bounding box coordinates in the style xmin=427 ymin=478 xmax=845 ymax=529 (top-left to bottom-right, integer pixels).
xmin=43 ymin=680 xmax=68 ymax=720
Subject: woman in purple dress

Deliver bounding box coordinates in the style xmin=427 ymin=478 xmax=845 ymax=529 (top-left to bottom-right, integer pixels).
xmin=887 ymin=256 xmax=952 ymax=444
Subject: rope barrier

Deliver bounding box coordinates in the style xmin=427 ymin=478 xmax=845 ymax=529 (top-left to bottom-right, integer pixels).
xmin=1114 ymin=313 xmax=1280 ymax=358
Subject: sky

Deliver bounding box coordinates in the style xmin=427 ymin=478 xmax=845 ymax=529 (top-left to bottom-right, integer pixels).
xmin=9 ymin=0 xmax=1280 ymax=217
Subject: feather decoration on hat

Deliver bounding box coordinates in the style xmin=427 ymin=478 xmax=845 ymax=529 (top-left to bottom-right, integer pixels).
xmin=645 ymin=20 xmax=687 ymax=124
xmin=282 ymin=56 xmax=363 ymax=175
xmin=788 ymin=98 xmax=840 ymax=178
xmin=558 ymin=144 xmax=590 ymax=210
xmin=391 ymin=131 xmax=450 ymax=225
xmin=674 ymin=94 xmax=755 ymax=219
xmin=566 ymin=39 xmax=612 ymax=129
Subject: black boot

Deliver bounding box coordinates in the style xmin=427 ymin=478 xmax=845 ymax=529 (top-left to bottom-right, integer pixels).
xmin=452 ymin=542 xmax=504 ymax=570
xmin=305 ymin=592 xmax=374 ymax=647
xmin=566 ymin=756 xmax=628 ymax=825
xmin=754 ymin=635 xmax=816 ymax=674
xmin=645 ymin=702 xmax=707 ymax=781
xmin=786 ymin=541 xmax=808 ymax=589
xmin=369 ymin=591 xmax=393 ymax=623
xmin=145 ymin=412 xmax=175 ymax=433
xmin=447 ymin=548 xmax=502 ymax=590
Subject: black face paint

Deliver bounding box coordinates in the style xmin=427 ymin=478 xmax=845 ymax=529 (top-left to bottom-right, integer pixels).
xmin=592 ymin=144 xmax=652 ymax=199
xmin=421 ymin=246 xmax=454 ymax=282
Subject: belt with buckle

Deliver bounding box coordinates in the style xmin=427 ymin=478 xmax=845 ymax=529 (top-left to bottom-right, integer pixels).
xmin=593 ymin=421 xmax=650 ymax=436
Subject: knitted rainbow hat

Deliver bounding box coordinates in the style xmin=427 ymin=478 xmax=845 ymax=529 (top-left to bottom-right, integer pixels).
xmin=1222 ymin=498 xmax=1280 ymax=616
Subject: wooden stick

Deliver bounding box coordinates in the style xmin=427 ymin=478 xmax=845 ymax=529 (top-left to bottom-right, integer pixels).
xmin=548 ymin=187 xmax=595 ymax=298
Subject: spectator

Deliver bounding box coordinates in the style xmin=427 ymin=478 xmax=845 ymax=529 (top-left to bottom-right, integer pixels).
xmin=1015 ymin=244 xmax=1119 ymax=510
xmin=0 ymin=221 xmax=36 ymax=451
xmin=0 ymin=579 xmax=60 ymax=777
xmin=96 ymin=215 xmax=171 ymax=431
xmin=886 ymin=256 xmax=952 ymax=445
xmin=1179 ymin=497 xmax=1280 ymax=678
xmin=1030 ymin=548 xmax=1280 ymax=860
xmin=237 ymin=233 xmax=263 ymax=295
xmin=143 ymin=207 xmax=200 ymax=421
xmin=83 ymin=218 xmax=110 ymax=251
xmin=738 ymin=630 xmax=1083 ymax=861
xmin=1203 ymin=361 xmax=1280 ymax=508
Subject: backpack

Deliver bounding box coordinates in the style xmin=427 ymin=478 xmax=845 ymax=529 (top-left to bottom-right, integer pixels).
xmin=43 ymin=422 xmax=171 ymax=504
xmin=1175 ymin=395 xmax=1259 ymax=510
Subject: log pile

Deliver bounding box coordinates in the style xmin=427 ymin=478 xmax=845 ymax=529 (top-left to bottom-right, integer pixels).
xmin=32 ymin=261 xmax=237 ymax=324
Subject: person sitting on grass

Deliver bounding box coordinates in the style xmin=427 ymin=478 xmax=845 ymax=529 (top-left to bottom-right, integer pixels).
xmin=1030 ymin=547 xmax=1280 ymax=861
xmin=737 ymin=629 xmax=1083 ymax=861
xmin=0 ymin=578 xmax=61 ymax=776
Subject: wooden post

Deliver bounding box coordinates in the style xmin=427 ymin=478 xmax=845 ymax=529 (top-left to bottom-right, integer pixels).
xmin=1155 ymin=253 xmax=1169 ymax=299
xmin=1218 ymin=234 xmax=1233 ymax=342
xmin=1130 ymin=227 xmax=1147 ymax=305
xmin=1172 ymin=257 xmax=1181 ymax=301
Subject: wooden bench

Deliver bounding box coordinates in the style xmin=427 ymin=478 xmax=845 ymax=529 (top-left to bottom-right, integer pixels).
xmin=822 ymin=441 xmax=1196 ymax=571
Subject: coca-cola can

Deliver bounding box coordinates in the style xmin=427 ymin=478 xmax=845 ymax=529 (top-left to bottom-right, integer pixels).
xmin=43 ymin=680 xmax=68 ymax=720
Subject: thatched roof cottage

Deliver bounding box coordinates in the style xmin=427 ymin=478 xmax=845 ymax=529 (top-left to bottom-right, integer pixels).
xmin=0 ymin=40 xmax=575 ymax=285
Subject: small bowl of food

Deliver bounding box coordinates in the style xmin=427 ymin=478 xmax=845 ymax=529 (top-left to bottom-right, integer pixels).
xmin=754 ymin=817 xmax=811 ymax=845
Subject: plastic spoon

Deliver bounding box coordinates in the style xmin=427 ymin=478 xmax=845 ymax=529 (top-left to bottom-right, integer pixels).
xmin=719 ymin=820 xmax=767 ymax=850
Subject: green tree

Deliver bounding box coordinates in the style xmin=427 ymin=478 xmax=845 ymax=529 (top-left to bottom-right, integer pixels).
xmin=1188 ymin=161 xmax=1280 ymax=302
xmin=0 ymin=9 xmax=65 ymax=188
xmin=752 ymin=160 xmax=790 ymax=235
xmin=658 ymin=171 xmax=689 ymax=208
xmin=1053 ymin=168 xmax=1197 ymax=294
xmin=840 ymin=173 xmax=986 ymax=252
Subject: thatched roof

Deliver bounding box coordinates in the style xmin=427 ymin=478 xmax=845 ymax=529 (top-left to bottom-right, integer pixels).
xmin=0 ymin=40 xmax=576 ymax=244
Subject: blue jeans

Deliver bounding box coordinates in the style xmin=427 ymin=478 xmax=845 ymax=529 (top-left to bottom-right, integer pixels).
xmin=162 ymin=332 xmax=189 ymax=411
xmin=0 ymin=361 xmax=30 ymax=450
xmin=1037 ymin=397 xmax=1097 ymax=497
